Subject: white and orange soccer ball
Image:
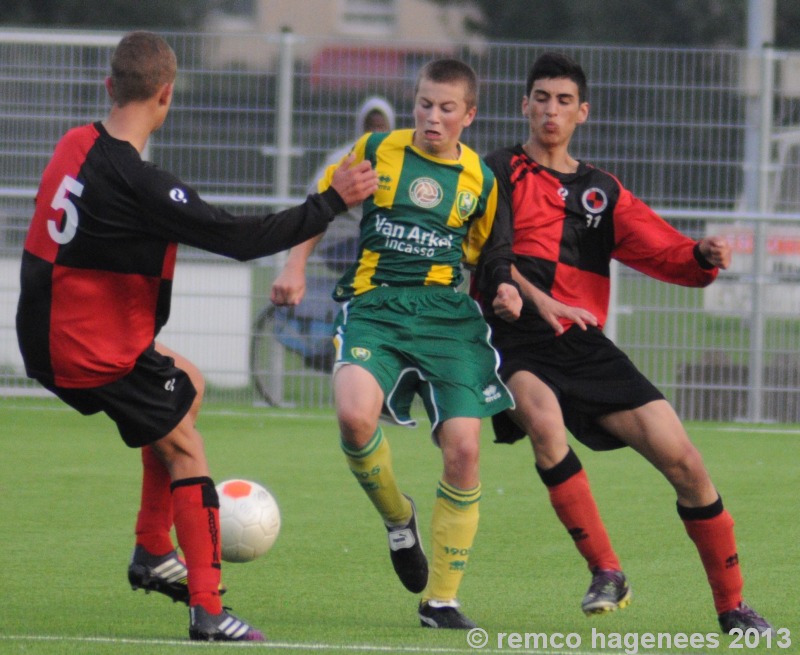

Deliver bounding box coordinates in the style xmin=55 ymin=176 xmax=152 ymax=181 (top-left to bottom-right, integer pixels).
xmin=216 ymin=479 xmax=281 ymax=563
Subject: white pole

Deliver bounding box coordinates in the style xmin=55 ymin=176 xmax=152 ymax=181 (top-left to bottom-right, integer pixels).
xmin=266 ymin=29 xmax=297 ymax=407
xmin=744 ymin=0 xmax=775 ymax=422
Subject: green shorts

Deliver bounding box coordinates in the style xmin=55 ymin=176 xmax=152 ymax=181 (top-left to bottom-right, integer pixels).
xmin=333 ymin=286 xmax=514 ymax=432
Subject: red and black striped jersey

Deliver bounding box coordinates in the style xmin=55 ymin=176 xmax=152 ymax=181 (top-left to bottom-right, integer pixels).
xmin=17 ymin=121 xmax=344 ymax=388
xmin=476 ymin=145 xmax=718 ymax=346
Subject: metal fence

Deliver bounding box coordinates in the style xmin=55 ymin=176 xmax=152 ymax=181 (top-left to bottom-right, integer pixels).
xmin=2 ymin=29 xmax=799 ymax=422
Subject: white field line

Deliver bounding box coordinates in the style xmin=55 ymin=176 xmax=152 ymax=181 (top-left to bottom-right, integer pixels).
xmin=0 ymin=632 xmax=716 ymax=655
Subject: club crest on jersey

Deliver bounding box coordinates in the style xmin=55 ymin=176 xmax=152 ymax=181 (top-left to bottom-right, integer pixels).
xmin=350 ymin=347 xmax=371 ymax=361
xmin=169 ymin=187 xmax=189 ymax=204
xmin=456 ymin=190 xmax=477 ymax=220
xmin=581 ymin=187 xmax=608 ymax=214
xmin=409 ymin=177 xmax=444 ymax=208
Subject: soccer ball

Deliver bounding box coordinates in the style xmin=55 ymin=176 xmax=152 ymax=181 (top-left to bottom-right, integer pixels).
xmin=216 ymin=479 xmax=281 ymax=563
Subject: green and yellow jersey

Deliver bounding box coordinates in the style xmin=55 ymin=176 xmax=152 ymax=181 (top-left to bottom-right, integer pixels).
xmin=318 ymin=128 xmax=499 ymax=301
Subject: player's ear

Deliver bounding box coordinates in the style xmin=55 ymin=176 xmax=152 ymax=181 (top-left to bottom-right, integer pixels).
xmin=157 ymin=82 xmax=174 ymax=107
xmin=462 ymin=104 xmax=477 ymax=128
xmin=104 ymin=76 xmax=115 ymax=101
xmin=577 ymin=101 xmax=590 ymax=125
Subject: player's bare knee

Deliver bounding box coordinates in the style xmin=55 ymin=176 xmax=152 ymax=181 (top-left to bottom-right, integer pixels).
xmin=456 ymin=437 xmax=480 ymax=463
xmin=153 ymin=426 xmax=209 ymax=479
xmin=441 ymin=437 xmax=480 ymax=478
xmin=528 ymin=425 xmax=568 ymax=458
xmin=149 ymin=435 xmax=179 ymax=468
xmin=337 ymin=413 xmax=378 ymax=449
xmin=661 ymin=442 xmax=709 ymax=490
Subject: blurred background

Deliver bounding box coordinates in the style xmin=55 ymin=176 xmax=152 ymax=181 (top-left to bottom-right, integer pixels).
xmin=2 ymin=0 xmax=800 ymax=48
xmin=1 ymin=0 xmax=798 ymax=423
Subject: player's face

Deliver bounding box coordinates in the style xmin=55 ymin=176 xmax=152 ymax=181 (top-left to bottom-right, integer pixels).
xmin=364 ymin=110 xmax=390 ymax=132
xmin=412 ymin=78 xmax=476 ymax=160
xmin=523 ymin=77 xmax=588 ymax=150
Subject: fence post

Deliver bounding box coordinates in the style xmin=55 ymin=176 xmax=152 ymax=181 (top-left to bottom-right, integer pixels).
xmin=266 ymin=28 xmax=298 ymax=406
xmin=746 ymin=45 xmax=776 ymax=422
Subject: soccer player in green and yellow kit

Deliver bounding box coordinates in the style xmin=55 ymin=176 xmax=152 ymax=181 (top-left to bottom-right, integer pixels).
xmin=271 ymin=59 xmax=520 ymax=629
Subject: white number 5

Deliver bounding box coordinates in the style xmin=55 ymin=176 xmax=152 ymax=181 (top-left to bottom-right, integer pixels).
xmin=48 ymin=175 xmax=85 ymax=244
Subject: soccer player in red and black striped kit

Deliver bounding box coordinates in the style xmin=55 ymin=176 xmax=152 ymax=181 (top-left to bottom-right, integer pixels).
xmin=475 ymin=52 xmax=773 ymax=634
xmin=15 ymin=31 xmax=377 ymax=641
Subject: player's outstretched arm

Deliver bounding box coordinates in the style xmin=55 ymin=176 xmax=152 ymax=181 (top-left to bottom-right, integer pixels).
xmin=270 ymin=236 xmax=321 ymax=306
xmin=329 ymin=153 xmax=378 ymax=207
xmin=512 ymin=266 xmax=597 ymax=335
xmin=272 ymin=154 xmax=375 ymax=306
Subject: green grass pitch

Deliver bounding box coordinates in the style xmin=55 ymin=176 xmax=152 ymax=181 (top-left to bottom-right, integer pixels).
xmin=1 ymin=397 xmax=797 ymax=654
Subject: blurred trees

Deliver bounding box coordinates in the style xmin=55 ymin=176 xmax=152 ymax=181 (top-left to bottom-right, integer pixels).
xmin=441 ymin=0 xmax=800 ymax=48
xmin=2 ymin=0 xmax=799 ymax=49
xmin=0 ymin=0 xmax=207 ymax=29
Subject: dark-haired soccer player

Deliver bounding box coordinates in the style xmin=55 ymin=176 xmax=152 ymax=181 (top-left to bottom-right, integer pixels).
xmin=475 ymin=51 xmax=772 ymax=634
xmin=16 ymin=30 xmax=377 ymax=641
xmin=272 ymin=58 xmax=518 ymax=629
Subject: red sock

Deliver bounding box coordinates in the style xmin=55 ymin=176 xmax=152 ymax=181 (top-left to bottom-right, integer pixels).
xmin=172 ymin=477 xmax=222 ymax=614
xmin=539 ymin=449 xmax=621 ymax=572
xmin=680 ymin=500 xmax=743 ymax=614
xmin=134 ymin=446 xmax=174 ymax=555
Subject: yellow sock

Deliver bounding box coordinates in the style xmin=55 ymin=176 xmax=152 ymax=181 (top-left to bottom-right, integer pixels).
xmin=341 ymin=427 xmax=411 ymax=525
xmin=423 ymin=480 xmax=481 ymax=603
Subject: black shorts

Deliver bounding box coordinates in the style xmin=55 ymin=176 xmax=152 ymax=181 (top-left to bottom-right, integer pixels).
xmin=43 ymin=344 xmax=197 ymax=448
xmin=493 ymin=325 xmax=664 ymax=451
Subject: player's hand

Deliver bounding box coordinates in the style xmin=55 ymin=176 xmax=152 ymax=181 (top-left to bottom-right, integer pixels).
xmin=535 ymin=294 xmax=598 ymax=335
xmin=493 ymin=282 xmax=523 ymax=322
xmin=512 ymin=265 xmax=597 ymax=335
xmin=329 ymin=154 xmax=379 ymax=207
xmin=270 ymin=265 xmax=306 ymax=306
xmin=698 ymin=235 xmax=731 ymax=270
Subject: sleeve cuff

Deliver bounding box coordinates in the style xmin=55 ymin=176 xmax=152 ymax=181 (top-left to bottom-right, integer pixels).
xmin=319 ymin=187 xmax=348 ymax=218
xmin=693 ymin=242 xmax=715 ymax=270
